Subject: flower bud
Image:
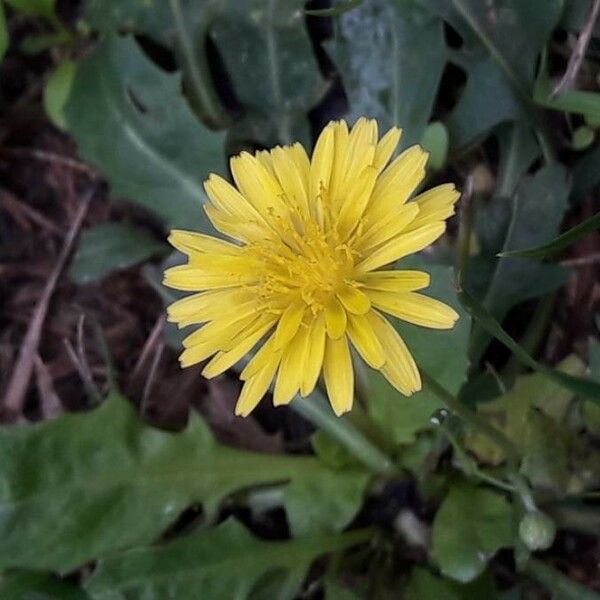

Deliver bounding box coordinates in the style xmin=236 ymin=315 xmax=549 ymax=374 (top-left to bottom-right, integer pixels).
xmin=518 ymin=510 xmax=556 ymax=551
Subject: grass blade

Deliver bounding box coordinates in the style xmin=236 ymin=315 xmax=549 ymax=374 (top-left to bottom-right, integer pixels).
xmin=459 ymin=286 xmax=600 ymax=403
xmin=498 ymin=211 xmax=600 ymax=258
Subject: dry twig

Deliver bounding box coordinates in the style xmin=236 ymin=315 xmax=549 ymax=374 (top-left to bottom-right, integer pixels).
xmin=552 ymin=0 xmax=600 ymax=97
xmin=1 ymin=188 xmax=94 ymax=418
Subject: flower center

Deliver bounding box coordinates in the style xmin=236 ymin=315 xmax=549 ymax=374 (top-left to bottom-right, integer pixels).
xmin=246 ymin=219 xmax=356 ymax=314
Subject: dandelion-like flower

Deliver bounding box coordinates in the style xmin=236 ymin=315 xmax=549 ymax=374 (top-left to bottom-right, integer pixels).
xmin=164 ymin=118 xmax=460 ymax=417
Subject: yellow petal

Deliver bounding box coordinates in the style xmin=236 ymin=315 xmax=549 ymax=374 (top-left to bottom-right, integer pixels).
xmin=163 ymin=261 xmax=258 ymax=291
xmin=274 ymin=300 xmax=305 ymax=349
xmin=337 ymin=118 xmax=376 ymax=199
xmin=370 ymin=311 xmax=421 ymax=395
xmin=167 ymin=288 xmax=248 ymax=323
xmin=325 ymin=295 xmax=347 ymax=339
xmin=323 ymin=335 xmax=354 ymax=416
xmin=168 ymin=230 xmax=240 ymax=256
xmin=369 ymin=290 xmax=459 ymax=329
xmin=328 ymin=120 xmax=349 ymax=202
xmin=346 ymin=312 xmax=385 ymax=369
xmin=235 ymin=355 xmax=281 ymax=417
xmin=373 ymin=127 xmax=401 ymax=172
xmin=173 ymin=292 xmax=257 ymax=328
xmin=406 ymin=183 xmax=461 ymax=231
xmin=179 ymin=313 xmax=259 ymax=367
xmin=358 ymin=270 xmax=430 ymax=293
xmin=201 ymin=315 xmax=277 ymax=378
xmin=336 ymin=283 xmax=371 ymax=315
xmin=230 ymin=152 xmax=288 ymax=226
xmin=301 ymin=313 xmax=326 ymax=396
xmin=203 ymin=204 xmax=266 ymax=243
xmin=203 ymin=173 xmax=262 ymax=222
xmin=273 ymin=325 xmax=310 ymax=406
xmin=309 ymin=122 xmax=335 ymax=202
xmin=290 ymin=142 xmax=311 ymax=183
xmin=356 ymin=203 xmax=419 ymax=252
xmin=355 ymin=222 xmax=446 ymax=274
xmin=178 ymin=344 xmax=216 ymax=368
xmin=240 ymin=334 xmax=279 ymax=381
xmin=255 ymin=149 xmax=276 ymax=177
xmin=271 ymin=145 xmax=310 ymax=217
xmin=337 ymin=165 xmax=378 ymax=238
xmin=367 ymin=145 xmax=428 ymax=220
xmin=182 ymin=313 xmax=256 ymax=349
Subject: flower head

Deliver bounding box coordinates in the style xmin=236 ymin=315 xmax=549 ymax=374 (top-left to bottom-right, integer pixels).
xmin=164 ymin=118 xmax=460 ymax=416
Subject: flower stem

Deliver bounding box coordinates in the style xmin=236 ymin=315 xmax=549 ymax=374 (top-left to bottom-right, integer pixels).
xmin=290 ymin=391 xmax=398 ymax=477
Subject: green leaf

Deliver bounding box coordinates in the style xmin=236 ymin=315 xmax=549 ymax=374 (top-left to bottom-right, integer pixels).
xmin=419 ymin=0 xmax=562 ymax=147
xmin=403 ymin=567 xmax=498 ymax=600
xmin=520 ymin=410 xmax=571 ymax=495
xmin=534 ymin=56 xmax=600 ymax=123
xmin=0 ymin=3 xmax=8 ymax=62
xmin=326 ymin=0 xmax=446 ymax=148
xmin=464 ymin=355 xmax=586 ymax=465
xmin=64 ymin=34 xmax=225 ymax=230
xmin=459 ymin=286 xmax=600 ymax=404
xmin=0 ymin=393 xmax=367 ymax=572
xmin=468 ymin=164 xmax=570 ymax=363
xmin=306 ymin=0 xmax=364 ymax=17
xmin=284 ymin=467 xmax=370 ymax=537
xmin=498 ymin=211 xmax=600 ymax=259
xmin=367 ymin=260 xmax=470 ymax=445
xmin=88 ymin=0 xmax=327 ymax=147
xmin=69 ymin=223 xmax=169 ymax=284
xmin=583 ymin=339 xmax=600 ymax=435
xmin=210 ymin=0 xmax=327 ymax=147
xmin=431 ymin=482 xmax=513 ymax=583
xmin=495 ymin=122 xmax=540 ymax=198
xmin=85 ymin=0 xmax=173 ymax=39
xmin=44 ymin=59 xmax=75 ymax=129
xmin=0 ymin=571 xmax=90 ymax=600
xmin=5 ymin=0 xmax=55 ymax=19
xmin=85 ymin=519 xmax=371 ymax=600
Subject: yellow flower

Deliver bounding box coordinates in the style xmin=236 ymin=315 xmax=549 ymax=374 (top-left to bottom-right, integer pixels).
xmin=164 ymin=118 xmax=460 ymax=417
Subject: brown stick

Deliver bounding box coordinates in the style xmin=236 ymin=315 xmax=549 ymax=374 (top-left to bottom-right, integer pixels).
xmin=0 ymin=148 xmax=99 ymax=179
xmin=0 ymin=188 xmax=62 ymax=235
xmin=1 ymin=188 xmax=94 ymax=417
xmin=128 ymin=314 xmax=166 ymax=390
xmin=34 ymin=354 xmax=63 ymax=419
xmin=552 ymin=0 xmax=600 ymax=97
xmin=560 ymin=251 xmax=600 ymax=267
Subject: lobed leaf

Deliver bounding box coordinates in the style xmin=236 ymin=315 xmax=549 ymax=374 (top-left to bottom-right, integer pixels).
xmin=468 ymin=163 xmax=570 ymax=363
xmin=326 ymin=0 xmax=446 ymax=148
xmin=64 ymin=34 xmax=226 ymax=230
xmin=419 ymin=0 xmax=562 ymax=147
xmin=85 ymin=519 xmax=370 ymax=600
xmin=0 ymin=393 xmax=368 ymax=572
